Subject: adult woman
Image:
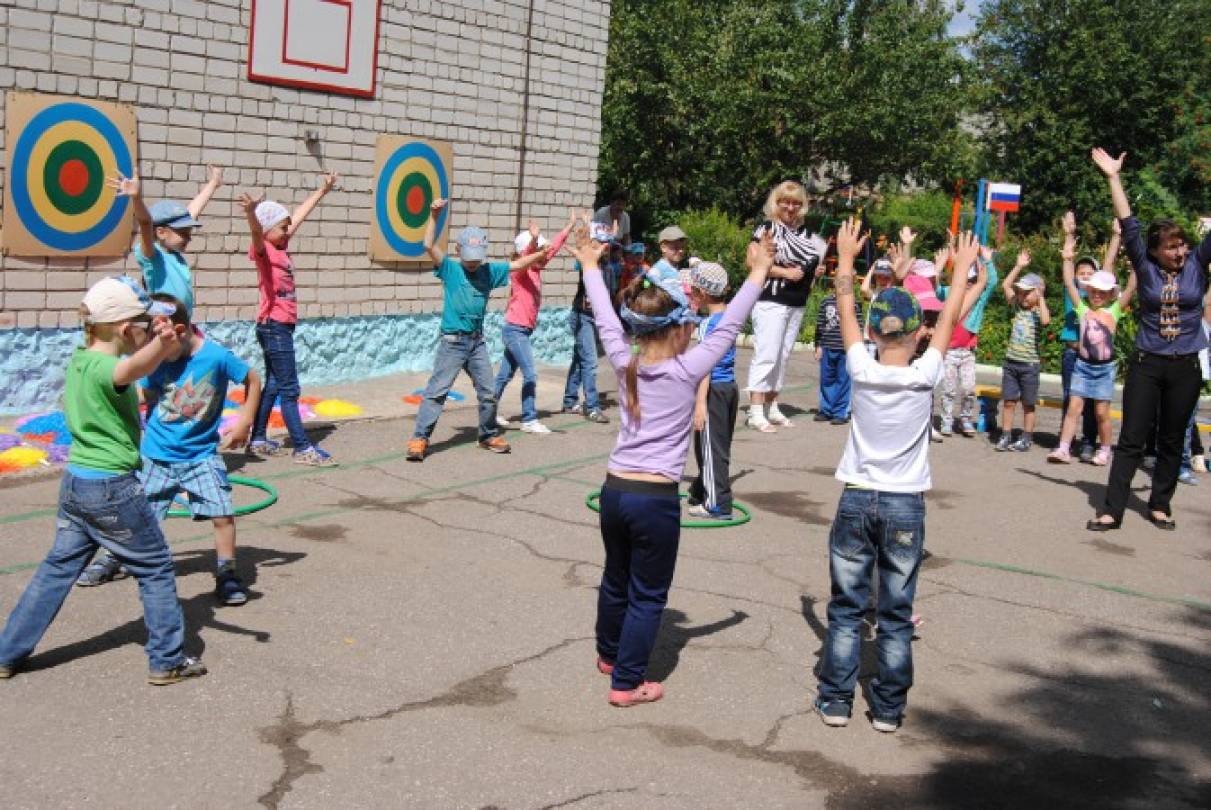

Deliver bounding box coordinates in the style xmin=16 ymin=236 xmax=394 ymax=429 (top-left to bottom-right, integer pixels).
xmin=1087 ymin=148 xmax=1211 ymax=531
xmin=745 ymin=180 xmax=828 ymax=431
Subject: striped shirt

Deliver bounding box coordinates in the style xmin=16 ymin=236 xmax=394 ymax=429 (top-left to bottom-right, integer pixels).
xmin=815 ymin=294 xmax=864 ymax=352
xmin=751 ymin=220 xmax=827 ymax=307
xmin=1005 ymin=305 xmax=1042 ymax=364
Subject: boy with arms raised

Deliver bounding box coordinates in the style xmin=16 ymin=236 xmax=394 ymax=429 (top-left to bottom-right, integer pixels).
xmin=814 ymin=222 xmax=974 ymax=733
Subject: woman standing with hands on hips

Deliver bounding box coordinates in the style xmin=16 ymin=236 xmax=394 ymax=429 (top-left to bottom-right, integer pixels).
xmin=1087 ymin=148 xmax=1211 ymax=532
xmin=745 ymin=181 xmax=829 ymax=432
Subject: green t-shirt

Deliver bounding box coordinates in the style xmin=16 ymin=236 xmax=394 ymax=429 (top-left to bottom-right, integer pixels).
xmin=64 ymin=348 xmax=142 ymax=473
xmin=433 ymin=256 xmax=510 ymax=334
xmin=1005 ymin=304 xmax=1043 ymax=364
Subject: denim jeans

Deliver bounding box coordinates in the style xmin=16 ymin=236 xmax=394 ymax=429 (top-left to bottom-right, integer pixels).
xmin=562 ymin=310 xmax=600 ymax=411
xmin=0 ymin=471 xmax=187 ymax=672
xmin=595 ymin=481 xmax=681 ymax=691
xmin=253 ymin=320 xmax=310 ymax=449
xmin=494 ymin=323 xmax=539 ymax=423
xmin=817 ymin=487 xmax=926 ymax=722
xmin=1061 ymin=346 xmax=1098 ymax=447
xmin=818 ymin=347 xmax=852 ymax=419
xmin=413 ymin=333 xmax=499 ymax=441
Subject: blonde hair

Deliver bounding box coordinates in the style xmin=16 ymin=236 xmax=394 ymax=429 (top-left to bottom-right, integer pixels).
xmin=762 ymin=180 xmax=808 ymax=227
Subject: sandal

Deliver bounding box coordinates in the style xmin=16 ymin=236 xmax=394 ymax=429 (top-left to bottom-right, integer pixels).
xmin=609 ymin=681 xmax=664 ymax=708
xmin=746 ymin=414 xmax=777 ymax=433
xmin=1149 ymin=513 xmax=1176 ymax=531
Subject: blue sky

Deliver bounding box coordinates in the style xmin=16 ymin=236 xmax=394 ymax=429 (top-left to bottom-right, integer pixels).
xmin=947 ymin=0 xmax=981 ymax=38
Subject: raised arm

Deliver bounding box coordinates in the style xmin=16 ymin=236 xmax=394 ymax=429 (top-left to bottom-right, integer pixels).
xmin=238 ymin=192 xmax=266 ymax=255
xmin=108 ymin=174 xmax=155 ymax=258
xmin=1035 ymin=282 xmax=1051 ymax=327
xmin=1001 ymin=249 xmax=1030 ymax=303
xmin=1119 ymin=253 xmax=1139 ymax=310
xmin=860 ymin=265 xmax=876 ymax=301
xmin=959 ymin=253 xmax=988 ymax=321
xmin=1091 ymin=148 xmax=1132 ymax=220
xmin=113 ymin=318 xmax=181 ymax=388
xmin=573 ymin=235 xmax=631 ymax=369
xmin=932 ymin=232 xmax=979 ymax=353
xmin=1061 ymin=211 xmax=1082 ymax=309
xmin=831 ymin=217 xmax=870 ymax=352
xmin=681 ymin=233 xmax=774 ymax=377
xmin=1102 ymin=217 xmax=1122 ymax=274
xmin=287 ymin=172 xmax=338 ymax=236
xmin=423 ymin=198 xmax=447 ymax=265
xmin=187 ymin=165 xmax=223 ymax=220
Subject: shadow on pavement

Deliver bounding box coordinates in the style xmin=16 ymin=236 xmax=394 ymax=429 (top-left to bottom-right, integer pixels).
xmin=646 ymin=608 xmax=748 ymax=681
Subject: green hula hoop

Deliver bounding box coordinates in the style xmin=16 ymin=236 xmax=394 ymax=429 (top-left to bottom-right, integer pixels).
xmin=585 ymin=489 xmax=752 ymax=528
xmin=167 ymin=475 xmax=279 ymax=519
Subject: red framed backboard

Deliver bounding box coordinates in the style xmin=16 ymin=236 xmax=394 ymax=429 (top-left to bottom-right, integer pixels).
xmin=248 ymin=0 xmax=382 ymax=98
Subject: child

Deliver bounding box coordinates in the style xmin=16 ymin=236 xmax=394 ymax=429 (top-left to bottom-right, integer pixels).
xmin=814 ymin=221 xmax=973 ymax=733
xmin=560 ymin=224 xmax=624 ymax=423
xmin=238 ymin=173 xmax=338 ymax=466
xmin=0 ymin=275 xmax=205 ymax=685
xmin=1049 ymin=214 xmax=1136 ymax=465
xmin=125 ymin=165 xmax=224 ymax=316
xmin=687 ymin=261 xmax=739 ymax=520
xmin=995 ymin=252 xmax=1050 ymax=452
xmin=617 ymin=243 xmax=648 ymax=296
xmin=76 ymin=296 xmax=264 ymax=603
xmin=937 ymin=248 xmax=997 ymax=436
xmin=814 ymin=279 xmax=864 ymax=424
xmin=1059 ymin=215 xmax=1122 ymax=461
xmin=407 ymin=199 xmax=551 ymax=462
xmin=494 ymin=212 xmax=576 ymax=433
xmin=579 ymin=227 xmax=773 ymax=707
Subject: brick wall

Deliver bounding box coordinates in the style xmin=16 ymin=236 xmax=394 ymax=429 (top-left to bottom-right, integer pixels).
xmin=0 ymin=0 xmax=610 ymax=329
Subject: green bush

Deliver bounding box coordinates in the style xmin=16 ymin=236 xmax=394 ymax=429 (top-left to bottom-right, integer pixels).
xmin=675 ymin=207 xmax=753 ymax=292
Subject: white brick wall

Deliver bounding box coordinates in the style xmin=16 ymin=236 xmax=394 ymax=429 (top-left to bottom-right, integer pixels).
xmin=0 ymin=0 xmax=610 ymax=329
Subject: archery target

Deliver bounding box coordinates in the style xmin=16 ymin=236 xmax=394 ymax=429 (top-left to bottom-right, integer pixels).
xmin=369 ymin=135 xmax=453 ymax=262
xmin=2 ymin=93 xmax=138 ymax=256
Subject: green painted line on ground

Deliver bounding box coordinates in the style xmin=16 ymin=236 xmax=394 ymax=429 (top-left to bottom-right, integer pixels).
xmin=0 ymin=508 xmax=56 ymax=526
xmin=955 ymin=557 xmax=1211 ymax=612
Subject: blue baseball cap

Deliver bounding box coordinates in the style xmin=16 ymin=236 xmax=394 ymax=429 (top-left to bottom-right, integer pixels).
xmin=868 ymin=287 xmax=923 ymax=337
xmin=148 ymin=201 xmax=201 ymax=229
xmin=624 ymin=242 xmax=645 ymax=255
xmin=457 ymin=226 xmax=489 ymax=262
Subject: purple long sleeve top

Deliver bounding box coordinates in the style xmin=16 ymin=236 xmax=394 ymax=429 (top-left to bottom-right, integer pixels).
xmin=584 ymin=266 xmax=762 ymax=482
xmin=1120 ymin=216 xmax=1211 ymax=356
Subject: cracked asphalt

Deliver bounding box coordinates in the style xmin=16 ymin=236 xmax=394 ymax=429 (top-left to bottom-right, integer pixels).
xmin=1 ymin=351 xmax=1209 ymax=809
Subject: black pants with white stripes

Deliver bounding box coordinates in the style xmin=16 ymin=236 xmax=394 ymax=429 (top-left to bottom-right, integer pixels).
xmin=690 ymin=381 xmax=739 ymax=514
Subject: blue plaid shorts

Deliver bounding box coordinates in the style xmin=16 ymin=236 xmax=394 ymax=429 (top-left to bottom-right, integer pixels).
xmin=140 ymin=455 xmax=234 ymax=521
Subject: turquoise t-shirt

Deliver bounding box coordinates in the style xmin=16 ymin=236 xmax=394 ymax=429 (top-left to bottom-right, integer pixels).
xmin=434 ymin=256 xmax=510 ymax=334
xmin=141 ymin=341 xmax=250 ymax=463
xmin=135 ymin=242 xmax=194 ymax=315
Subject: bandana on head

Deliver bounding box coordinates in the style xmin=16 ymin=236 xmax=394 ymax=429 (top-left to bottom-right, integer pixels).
xmin=620 ymin=263 xmax=702 ymax=335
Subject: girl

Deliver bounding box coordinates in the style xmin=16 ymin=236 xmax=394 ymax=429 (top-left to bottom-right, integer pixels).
xmin=1049 ymin=211 xmax=1136 ymax=465
xmin=574 ymin=227 xmax=774 ymax=707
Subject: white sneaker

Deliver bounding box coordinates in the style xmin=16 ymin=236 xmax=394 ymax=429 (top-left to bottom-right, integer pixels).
xmin=520 ymin=420 xmax=551 ymax=434
xmin=746 ymin=412 xmax=776 ymax=433
xmin=496 ymin=415 xmax=512 ymax=429
xmin=767 ymin=404 xmax=794 ymax=427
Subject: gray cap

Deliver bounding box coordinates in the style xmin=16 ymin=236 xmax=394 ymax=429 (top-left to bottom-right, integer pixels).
xmin=658 ymin=225 xmax=687 ymax=243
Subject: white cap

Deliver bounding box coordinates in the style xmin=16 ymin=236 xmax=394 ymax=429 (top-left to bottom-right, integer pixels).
xmin=910 ymin=258 xmax=937 ymax=278
xmin=513 ymin=231 xmax=549 ymax=254
xmin=1085 ymin=270 xmax=1119 ymax=291
xmin=82 ymin=276 xmax=175 ymax=324
xmin=255 ymin=200 xmax=290 ymax=232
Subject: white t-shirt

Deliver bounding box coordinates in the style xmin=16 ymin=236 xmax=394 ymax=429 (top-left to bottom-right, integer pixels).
xmin=835 ymin=344 xmax=944 ymax=493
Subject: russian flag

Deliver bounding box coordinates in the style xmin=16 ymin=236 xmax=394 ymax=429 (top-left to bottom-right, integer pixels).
xmin=988 ymin=182 xmax=1021 ymax=213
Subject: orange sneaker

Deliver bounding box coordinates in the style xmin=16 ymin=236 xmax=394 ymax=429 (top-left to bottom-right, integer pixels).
xmin=608 ymin=681 xmax=663 ymax=708
xmin=406 ymin=438 xmax=428 ymax=462
xmin=478 ymin=436 xmax=511 ymax=454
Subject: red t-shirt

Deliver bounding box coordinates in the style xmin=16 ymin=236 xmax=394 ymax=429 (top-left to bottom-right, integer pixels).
xmin=250 ymin=241 xmax=298 ymax=324
xmin=504 ymin=229 xmax=569 ymax=329
xmin=949 ymin=322 xmax=978 ymax=350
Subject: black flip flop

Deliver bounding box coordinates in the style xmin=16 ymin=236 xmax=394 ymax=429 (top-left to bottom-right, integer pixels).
xmin=1149 ymin=514 xmax=1177 ymax=531
xmin=1085 ymin=518 xmax=1121 ymax=532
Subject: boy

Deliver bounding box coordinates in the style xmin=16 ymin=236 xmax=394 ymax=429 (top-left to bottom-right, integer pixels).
xmin=407 ymin=199 xmax=551 ymax=462
xmin=687 ymin=261 xmax=739 ymax=520
xmin=815 ymin=279 xmax=865 ymax=424
xmin=238 ymin=173 xmax=338 ymax=466
xmin=996 ymin=252 xmax=1050 ymax=452
xmin=561 ymin=223 xmax=622 ymax=423
xmin=127 ymin=165 xmax=224 ymax=316
xmin=814 ymin=220 xmax=973 ymax=733
xmin=0 ymin=274 xmax=205 ymax=685
xmin=76 ymin=297 xmax=263 ymax=603
xmin=495 ymin=212 xmax=576 ymax=433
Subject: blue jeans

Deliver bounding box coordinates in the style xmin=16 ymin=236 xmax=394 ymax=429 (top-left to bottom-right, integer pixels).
xmin=494 ymin=323 xmax=539 ymax=423
xmin=253 ymin=320 xmax=311 ymax=450
xmin=413 ymin=333 xmax=498 ymax=441
xmin=0 ymin=471 xmax=187 ymax=672
xmin=819 ymin=348 xmax=852 ymax=419
xmin=817 ymin=487 xmax=926 ymax=722
xmin=595 ymin=481 xmax=681 ymax=691
xmin=1061 ymin=346 xmax=1098 ymax=446
xmin=562 ymin=310 xmax=600 ymax=411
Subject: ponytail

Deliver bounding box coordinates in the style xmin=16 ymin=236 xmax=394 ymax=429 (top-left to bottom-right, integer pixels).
xmin=624 ymin=349 xmax=641 ymax=424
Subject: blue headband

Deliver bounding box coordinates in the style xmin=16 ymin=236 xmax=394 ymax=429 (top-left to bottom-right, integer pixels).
xmin=620 ymin=265 xmax=701 ymax=335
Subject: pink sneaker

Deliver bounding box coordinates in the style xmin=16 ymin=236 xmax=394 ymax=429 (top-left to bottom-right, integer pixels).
xmin=1091 ymin=446 xmax=1112 ymax=466
xmin=596 ymin=657 xmax=614 ymax=675
xmin=609 ymin=681 xmax=664 ymax=708
xmin=1047 ymin=448 xmax=1073 ymax=464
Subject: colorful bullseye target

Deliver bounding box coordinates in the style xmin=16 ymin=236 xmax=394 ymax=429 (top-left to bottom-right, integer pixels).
xmin=369 ymin=135 xmax=454 ymax=262
xmin=2 ymin=92 xmax=138 ymax=256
